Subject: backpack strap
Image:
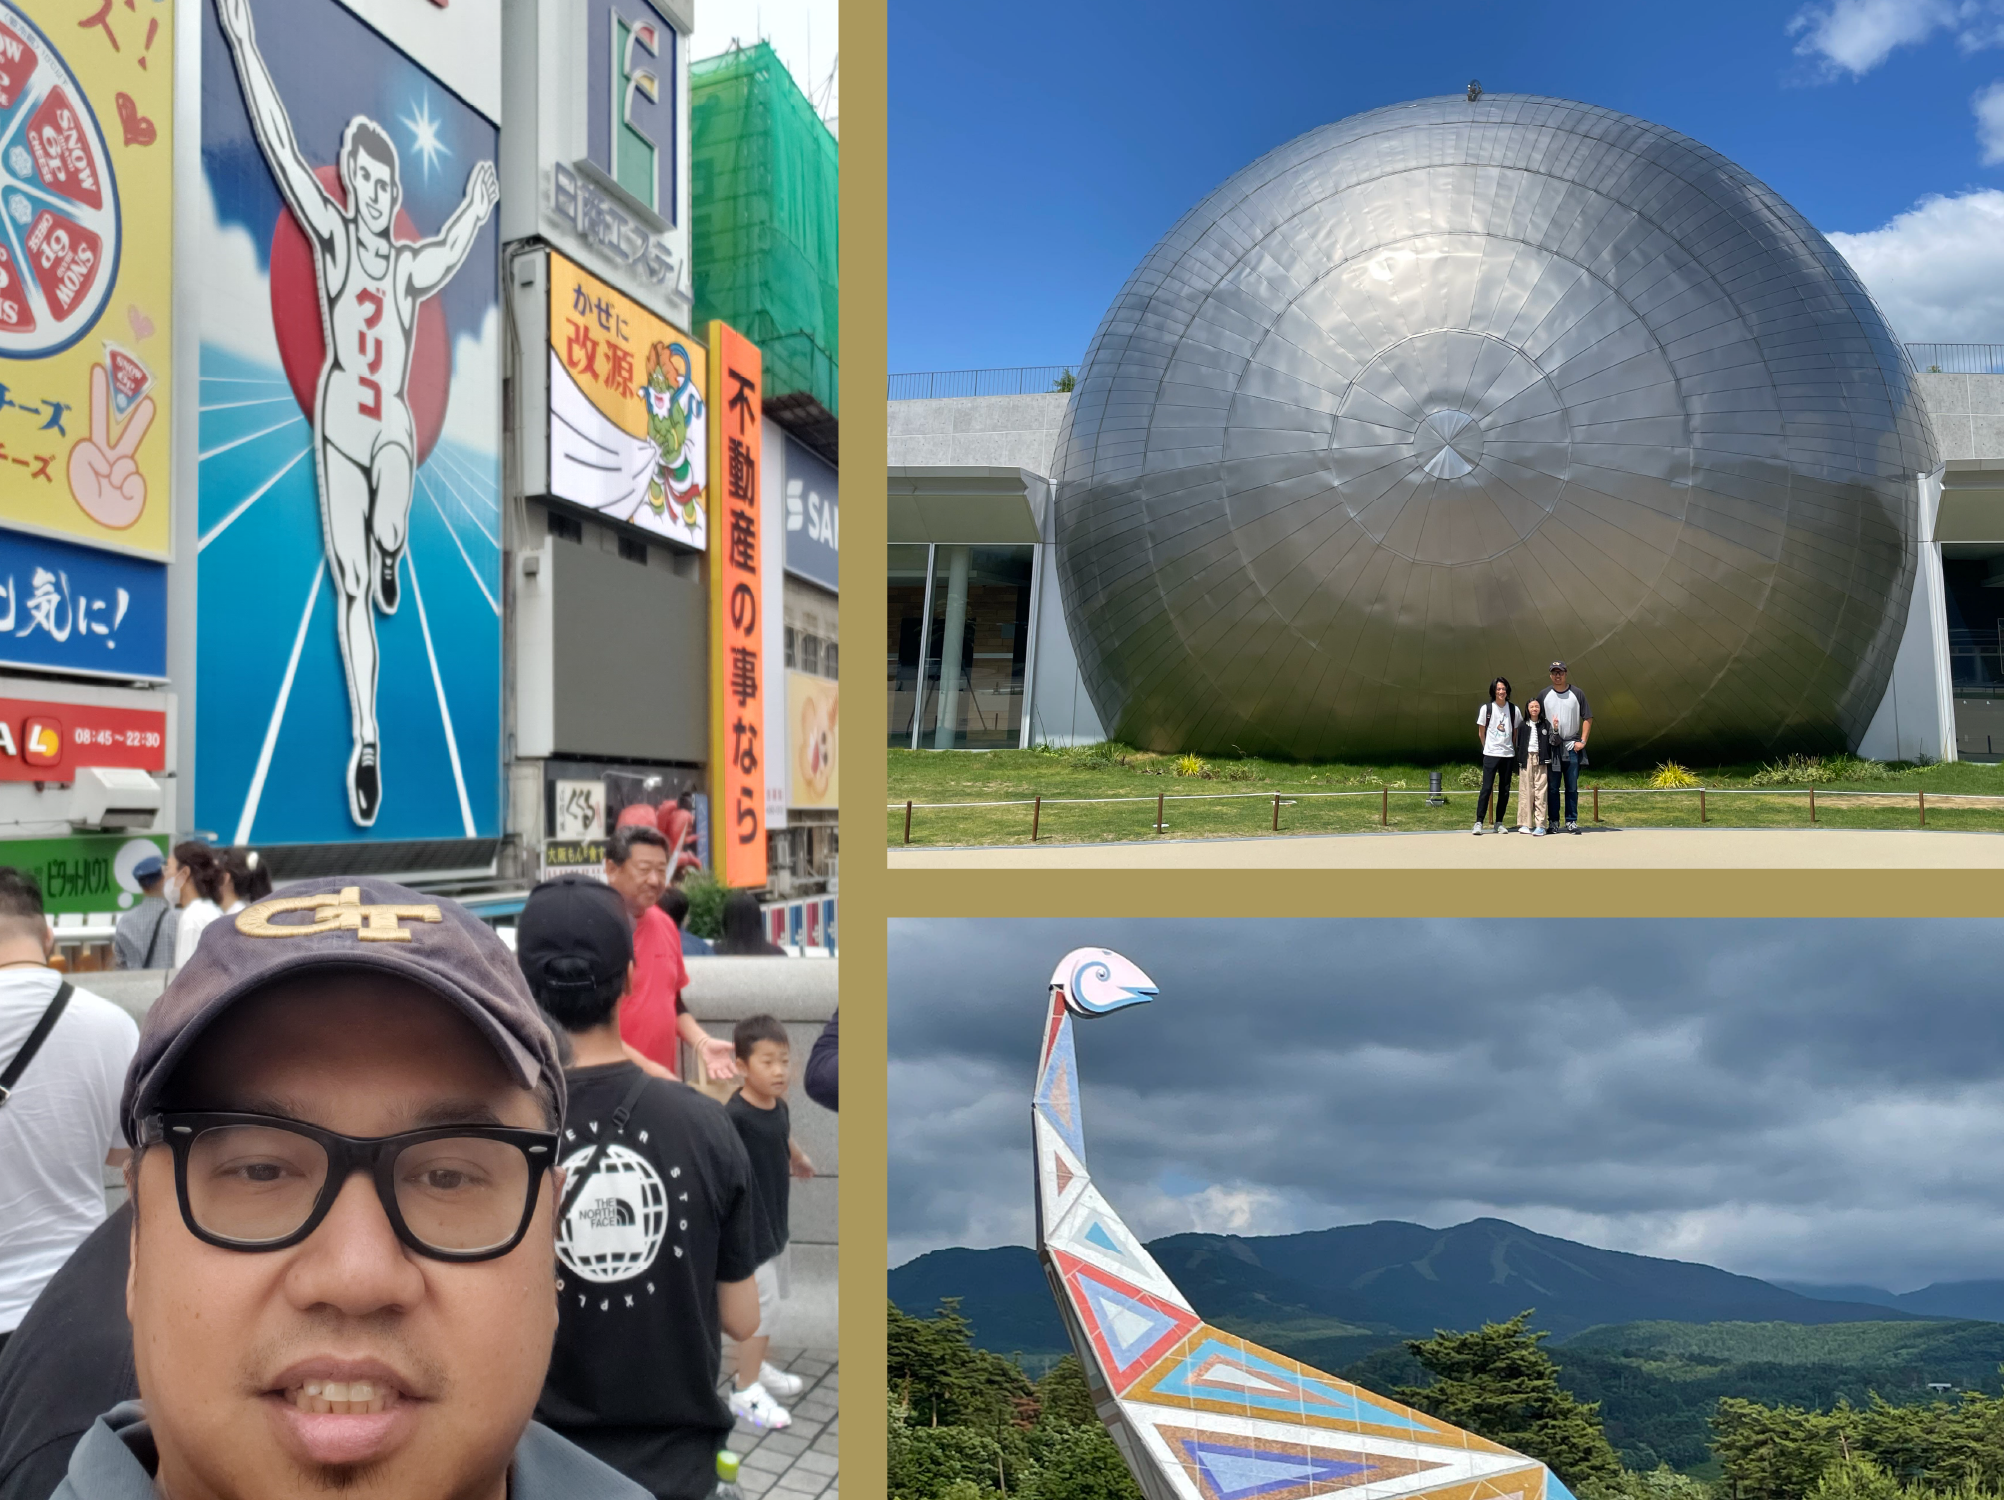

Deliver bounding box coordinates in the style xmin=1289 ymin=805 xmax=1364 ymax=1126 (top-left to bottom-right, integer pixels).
xmin=558 ymin=1071 xmax=655 ymax=1217
xmin=0 ymin=980 xmax=75 ymax=1107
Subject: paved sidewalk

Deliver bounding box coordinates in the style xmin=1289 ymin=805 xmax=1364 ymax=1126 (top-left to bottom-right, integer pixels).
xmin=887 ymin=826 xmax=2004 ymax=870
xmin=720 ymin=1346 xmax=839 ymax=1499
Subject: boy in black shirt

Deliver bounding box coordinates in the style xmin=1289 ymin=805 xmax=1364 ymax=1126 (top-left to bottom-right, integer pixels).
xmin=724 ymin=1015 xmax=816 ymax=1431
xmin=517 ymin=877 xmax=762 ymax=1500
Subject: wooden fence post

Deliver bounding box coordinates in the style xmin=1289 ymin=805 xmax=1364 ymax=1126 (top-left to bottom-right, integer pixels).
xmin=1271 ymin=793 xmax=1280 ymax=831
xmin=1919 ymin=790 xmax=1927 ymax=826
xmin=1156 ymin=792 xmax=1165 ymax=833
xmin=1809 ymin=787 xmax=1816 ymax=823
xmin=903 ymin=801 xmax=913 ymax=845
xmin=1699 ymin=789 xmax=1707 ymax=824
xmin=1381 ymin=787 xmax=1388 ymax=826
xmin=1592 ymin=786 xmax=1599 ymax=823
xmin=1031 ymin=796 xmax=1041 ymax=842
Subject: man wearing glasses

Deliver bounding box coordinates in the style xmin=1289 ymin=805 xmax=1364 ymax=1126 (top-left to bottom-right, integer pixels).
xmin=1537 ymin=661 xmax=1593 ymax=834
xmin=42 ymin=877 xmax=649 ymax=1499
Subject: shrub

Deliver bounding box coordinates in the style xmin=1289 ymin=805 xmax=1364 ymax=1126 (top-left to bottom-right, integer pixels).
xmin=679 ymin=870 xmax=726 ymax=940
xmin=1650 ymin=762 xmax=1699 ymax=788
xmin=1222 ymin=761 xmax=1261 ymax=782
xmin=1175 ymin=754 xmax=1209 ymax=778
xmin=1455 ymin=764 xmax=1483 ymax=790
xmin=1749 ymin=755 xmax=1836 ymax=787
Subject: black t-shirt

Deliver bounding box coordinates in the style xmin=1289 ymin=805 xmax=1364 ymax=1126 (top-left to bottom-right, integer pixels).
xmin=0 ymin=1202 xmax=137 ymax=1500
xmin=725 ymin=1092 xmax=791 ymax=1262
xmin=537 ymin=1064 xmax=759 ymax=1500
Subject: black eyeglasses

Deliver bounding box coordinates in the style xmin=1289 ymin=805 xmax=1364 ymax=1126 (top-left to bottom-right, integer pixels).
xmin=143 ymin=1112 xmax=559 ymax=1262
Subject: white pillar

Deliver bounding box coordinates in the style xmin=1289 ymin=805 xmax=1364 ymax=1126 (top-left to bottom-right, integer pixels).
xmin=931 ymin=546 xmax=971 ymax=750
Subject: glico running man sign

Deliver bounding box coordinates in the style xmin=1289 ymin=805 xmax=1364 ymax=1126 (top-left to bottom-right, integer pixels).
xmin=195 ymin=0 xmax=503 ymax=849
xmin=707 ymin=320 xmax=764 ymax=889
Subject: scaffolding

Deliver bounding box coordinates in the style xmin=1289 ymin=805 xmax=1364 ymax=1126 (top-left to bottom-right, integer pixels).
xmin=691 ymin=42 xmax=839 ymax=440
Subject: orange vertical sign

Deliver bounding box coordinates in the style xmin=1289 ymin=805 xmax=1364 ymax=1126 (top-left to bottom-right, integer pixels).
xmin=707 ymin=322 xmax=767 ymax=888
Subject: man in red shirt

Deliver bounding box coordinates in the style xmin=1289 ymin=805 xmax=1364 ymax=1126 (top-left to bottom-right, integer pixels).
xmin=604 ymin=826 xmax=737 ymax=1080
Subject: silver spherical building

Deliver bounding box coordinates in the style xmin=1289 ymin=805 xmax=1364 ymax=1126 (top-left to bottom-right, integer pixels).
xmin=1052 ymin=95 xmax=1938 ymax=762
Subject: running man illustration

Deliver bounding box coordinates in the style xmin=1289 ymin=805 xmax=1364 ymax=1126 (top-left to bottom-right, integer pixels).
xmin=217 ymin=0 xmax=497 ymax=826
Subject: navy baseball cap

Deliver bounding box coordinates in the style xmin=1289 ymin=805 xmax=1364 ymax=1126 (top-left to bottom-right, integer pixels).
xmin=120 ymin=877 xmax=565 ymax=1144
xmin=132 ymin=854 xmax=163 ymax=882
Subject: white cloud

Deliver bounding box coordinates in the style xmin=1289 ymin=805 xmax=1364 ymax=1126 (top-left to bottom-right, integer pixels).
xmin=197 ymin=174 xmax=284 ymax=370
xmin=1977 ymin=78 xmax=2004 ymax=161
xmin=1827 ymin=188 xmax=2004 ymax=340
xmin=440 ymin=302 xmax=501 ymax=458
xmin=690 ymin=0 xmax=839 ymax=128
xmin=1788 ymin=0 xmax=2004 ymax=76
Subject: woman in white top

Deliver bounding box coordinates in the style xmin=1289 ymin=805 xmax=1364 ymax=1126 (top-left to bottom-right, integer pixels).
xmin=164 ymin=841 xmax=227 ymax=965
xmin=1472 ymin=677 xmax=1520 ymax=835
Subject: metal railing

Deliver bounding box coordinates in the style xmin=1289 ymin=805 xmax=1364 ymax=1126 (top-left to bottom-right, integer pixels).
xmin=889 ymin=783 xmax=1999 ymax=845
xmin=1908 ymin=344 xmax=2004 ymax=375
xmin=887 ymin=365 xmax=1077 ymax=400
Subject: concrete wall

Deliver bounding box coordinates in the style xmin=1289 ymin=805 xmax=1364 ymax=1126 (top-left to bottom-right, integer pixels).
xmin=888 ymin=394 xmax=1074 ymax=472
xmin=1916 ymin=373 xmax=2004 ymax=460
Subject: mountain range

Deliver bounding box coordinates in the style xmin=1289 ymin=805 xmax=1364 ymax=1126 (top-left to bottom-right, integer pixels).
xmin=1777 ymin=1279 xmax=2004 ymax=1322
xmin=888 ymin=1217 xmax=1933 ymax=1355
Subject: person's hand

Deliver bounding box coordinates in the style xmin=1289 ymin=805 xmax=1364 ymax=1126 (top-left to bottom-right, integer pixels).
xmin=69 ymin=364 xmax=152 ymax=529
xmin=791 ymin=1151 xmax=816 ymax=1180
xmin=469 ymin=161 xmax=499 ymax=220
xmin=699 ymin=1035 xmax=739 ymax=1081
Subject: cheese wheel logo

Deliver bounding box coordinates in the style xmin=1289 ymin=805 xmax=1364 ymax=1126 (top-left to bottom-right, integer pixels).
xmin=0 ymin=5 xmax=118 ymax=355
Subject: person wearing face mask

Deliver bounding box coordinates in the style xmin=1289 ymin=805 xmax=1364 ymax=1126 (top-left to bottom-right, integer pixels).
xmin=161 ymin=844 xmax=227 ymax=968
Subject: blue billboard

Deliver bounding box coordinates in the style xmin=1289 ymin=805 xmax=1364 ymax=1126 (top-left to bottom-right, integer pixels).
xmin=0 ymin=526 xmax=165 ymax=679
xmin=783 ymin=435 xmax=838 ymax=593
xmin=195 ymin=0 xmax=501 ymax=847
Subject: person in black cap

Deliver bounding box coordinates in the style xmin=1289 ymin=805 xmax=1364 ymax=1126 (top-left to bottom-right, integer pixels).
xmin=111 ymin=856 xmax=173 ymax=971
xmin=22 ymin=877 xmax=648 ymax=1500
xmin=517 ymin=876 xmax=761 ymax=1500
xmin=1538 ymin=661 xmax=1593 ymax=833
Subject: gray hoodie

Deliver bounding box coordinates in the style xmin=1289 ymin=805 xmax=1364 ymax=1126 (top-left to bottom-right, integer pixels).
xmin=50 ymin=1401 xmax=650 ymax=1500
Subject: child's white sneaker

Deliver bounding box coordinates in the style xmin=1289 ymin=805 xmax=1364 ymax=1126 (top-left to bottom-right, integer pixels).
xmin=760 ymin=1362 xmax=806 ymax=1399
xmin=730 ymin=1382 xmax=792 ymax=1430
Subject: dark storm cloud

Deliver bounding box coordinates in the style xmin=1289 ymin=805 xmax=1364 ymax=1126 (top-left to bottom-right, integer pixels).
xmin=888 ymin=920 xmax=2004 ymax=1290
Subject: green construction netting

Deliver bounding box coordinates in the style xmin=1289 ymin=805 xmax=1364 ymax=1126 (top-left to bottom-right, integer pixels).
xmin=691 ymin=42 xmax=839 ymax=416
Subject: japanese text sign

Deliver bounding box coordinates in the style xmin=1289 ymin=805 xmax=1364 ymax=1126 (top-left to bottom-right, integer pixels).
xmin=0 ymin=2 xmax=173 ymax=559
xmin=547 ymin=249 xmax=706 ymax=550
xmin=4 ymin=831 xmax=166 ymax=915
xmin=0 ymin=523 xmax=163 ymax=677
xmin=0 ymin=692 xmax=163 ymax=781
xmin=706 ymin=319 xmax=764 ymax=888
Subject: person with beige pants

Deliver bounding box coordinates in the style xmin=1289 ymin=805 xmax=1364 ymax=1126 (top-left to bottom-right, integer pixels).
xmin=1517 ymin=698 xmax=1558 ymax=835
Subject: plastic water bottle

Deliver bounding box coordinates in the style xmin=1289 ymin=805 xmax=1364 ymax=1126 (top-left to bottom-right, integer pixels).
xmin=710 ymin=1449 xmax=746 ymax=1499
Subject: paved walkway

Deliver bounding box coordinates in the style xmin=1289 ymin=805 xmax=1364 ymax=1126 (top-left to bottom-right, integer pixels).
xmin=720 ymin=1346 xmax=839 ymax=1499
xmin=888 ymin=826 xmax=2004 ymax=869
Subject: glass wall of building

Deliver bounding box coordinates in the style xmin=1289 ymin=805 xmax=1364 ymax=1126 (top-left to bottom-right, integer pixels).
xmin=886 ymin=544 xmax=1035 ymax=749
xmin=888 ymin=545 xmax=931 ymax=746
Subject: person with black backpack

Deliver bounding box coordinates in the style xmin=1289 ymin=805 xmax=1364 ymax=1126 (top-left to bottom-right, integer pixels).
xmin=1472 ymin=677 xmax=1522 ymax=835
xmin=0 ymin=868 xmax=137 ymax=1360
xmin=518 ymin=877 xmax=762 ymax=1500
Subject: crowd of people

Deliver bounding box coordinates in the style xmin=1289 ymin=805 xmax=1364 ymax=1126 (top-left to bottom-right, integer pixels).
xmin=1472 ymin=661 xmax=1596 ymax=836
xmin=0 ymin=832 xmax=839 ymax=1500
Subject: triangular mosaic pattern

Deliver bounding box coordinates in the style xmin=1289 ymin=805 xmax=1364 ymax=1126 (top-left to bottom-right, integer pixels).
xmin=1126 ymin=1328 xmax=1509 ymax=1448
xmin=1054 ymin=1249 xmax=1202 ymax=1392
xmin=1156 ymin=1426 xmax=1446 ymax=1500
xmin=1035 ymin=1014 xmax=1087 ymax=1159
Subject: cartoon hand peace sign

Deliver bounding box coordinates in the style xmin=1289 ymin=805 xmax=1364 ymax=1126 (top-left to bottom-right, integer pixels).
xmin=68 ymin=363 xmax=154 ymax=530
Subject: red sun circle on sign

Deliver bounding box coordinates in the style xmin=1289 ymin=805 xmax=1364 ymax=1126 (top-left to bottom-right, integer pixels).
xmin=269 ymin=165 xmax=451 ymax=466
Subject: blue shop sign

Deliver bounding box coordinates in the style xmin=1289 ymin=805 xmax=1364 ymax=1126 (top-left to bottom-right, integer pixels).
xmin=0 ymin=527 xmax=166 ymax=680
xmin=783 ymin=435 xmax=838 ymax=593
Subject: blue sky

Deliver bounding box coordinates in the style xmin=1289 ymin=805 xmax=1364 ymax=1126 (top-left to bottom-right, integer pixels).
xmin=890 ymin=0 xmax=2004 ymax=372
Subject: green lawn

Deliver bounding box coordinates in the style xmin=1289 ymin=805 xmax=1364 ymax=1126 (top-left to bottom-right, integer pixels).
xmin=886 ymin=746 xmax=2004 ymax=848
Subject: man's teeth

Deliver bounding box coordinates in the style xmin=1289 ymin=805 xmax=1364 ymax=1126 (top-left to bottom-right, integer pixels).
xmin=285 ymin=1380 xmax=392 ymax=1415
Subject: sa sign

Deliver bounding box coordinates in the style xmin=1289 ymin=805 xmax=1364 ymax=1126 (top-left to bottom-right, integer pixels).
xmin=781 ymin=434 xmax=838 ymax=593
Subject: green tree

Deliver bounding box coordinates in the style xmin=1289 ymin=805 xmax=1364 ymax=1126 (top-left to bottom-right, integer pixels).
xmin=1024 ymin=1422 xmax=1142 ymax=1500
xmin=1712 ymin=1396 xmax=1837 ymax=1500
xmin=1397 ymin=1311 xmax=1624 ymax=1493
xmin=679 ymin=870 xmax=727 ymax=940
xmin=1036 ymin=1356 xmax=1098 ymax=1427
xmin=888 ymin=1299 xmax=1038 ymax=1432
xmin=1810 ymin=1458 xmax=1901 ymax=1500
xmin=1051 ymin=369 xmax=1077 ymax=393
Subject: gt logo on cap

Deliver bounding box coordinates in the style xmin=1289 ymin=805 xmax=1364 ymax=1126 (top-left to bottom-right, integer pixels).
xmin=237 ymin=886 xmax=442 ymax=943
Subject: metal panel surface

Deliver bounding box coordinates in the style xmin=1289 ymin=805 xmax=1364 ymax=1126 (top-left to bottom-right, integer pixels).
xmin=1053 ymin=95 xmax=1937 ymax=761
